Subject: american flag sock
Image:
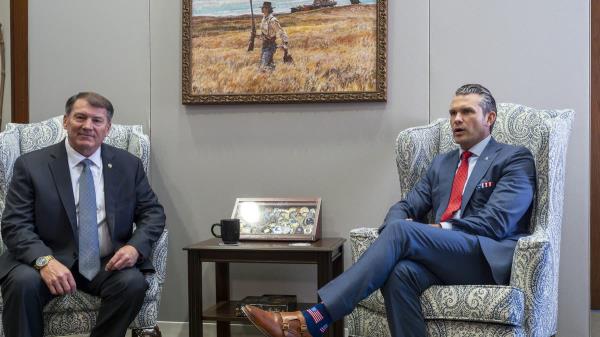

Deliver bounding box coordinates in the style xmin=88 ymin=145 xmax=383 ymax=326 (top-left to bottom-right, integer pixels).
xmin=301 ymin=303 xmax=332 ymax=337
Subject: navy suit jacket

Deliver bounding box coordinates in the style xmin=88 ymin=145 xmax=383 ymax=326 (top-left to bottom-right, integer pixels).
xmin=381 ymin=137 xmax=536 ymax=284
xmin=0 ymin=140 xmax=166 ymax=281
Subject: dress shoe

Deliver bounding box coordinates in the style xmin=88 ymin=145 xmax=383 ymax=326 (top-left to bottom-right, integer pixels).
xmin=242 ymin=305 xmax=314 ymax=337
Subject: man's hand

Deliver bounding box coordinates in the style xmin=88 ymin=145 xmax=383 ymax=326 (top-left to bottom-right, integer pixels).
xmin=429 ymin=223 xmax=442 ymax=228
xmin=105 ymin=245 xmax=140 ymax=271
xmin=40 ymin=259 xmax=76 ymax=295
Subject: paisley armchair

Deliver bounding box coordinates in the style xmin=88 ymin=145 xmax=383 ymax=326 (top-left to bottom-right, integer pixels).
xmin=0 ymin=116 xmax=168 ymax=337
xmin=347 ymin=104 xmax=573 ymax=337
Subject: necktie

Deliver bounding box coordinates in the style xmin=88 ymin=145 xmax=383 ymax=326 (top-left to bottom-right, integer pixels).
xmin=78 ymin=159 xmax=100 ymax=280
xmin=440 ymin=151 xmax=473 ymax=222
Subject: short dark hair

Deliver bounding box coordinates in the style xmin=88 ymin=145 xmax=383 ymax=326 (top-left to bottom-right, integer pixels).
xmin=455 ymin=84 xmax=496 ymax=131
xmin=65 ymin=92 xmax=114 ymax=120
xmin=455 ymin=84 xmax=497 ymax=115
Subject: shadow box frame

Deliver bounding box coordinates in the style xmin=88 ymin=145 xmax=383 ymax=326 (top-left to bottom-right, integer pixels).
xmin=231 ymin=197 xmax=322 ymax=241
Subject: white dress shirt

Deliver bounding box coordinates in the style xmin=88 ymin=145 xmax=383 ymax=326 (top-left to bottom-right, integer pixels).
xmin=65 ymin=141 xmax=112 ymax=257
xmin=440 ymin=135 xmax=492 ymax=230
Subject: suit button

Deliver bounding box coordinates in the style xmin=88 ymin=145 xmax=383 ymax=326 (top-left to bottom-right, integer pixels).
xmin=73 ymin=252 xmax=78 ymax=258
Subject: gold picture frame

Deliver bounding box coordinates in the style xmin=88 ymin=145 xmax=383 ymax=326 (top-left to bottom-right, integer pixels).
xmin=231 ymin=197 xmax=322 ymax=241
xmin=182 ymin=0 xmax=387 ymax=104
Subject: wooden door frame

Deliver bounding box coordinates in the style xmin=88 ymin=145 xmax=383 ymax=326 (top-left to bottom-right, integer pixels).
xmin=592 ymin=0 xmax=600 ymax=309
xmin=9 ymin=0 xmax=28 ymax=123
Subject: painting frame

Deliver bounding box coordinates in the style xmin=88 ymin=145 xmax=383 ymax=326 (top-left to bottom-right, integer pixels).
xmin=231 ymin=197 xmax=322 ymax=241
xmin=182 ymin=0 xmax=387 ymax=104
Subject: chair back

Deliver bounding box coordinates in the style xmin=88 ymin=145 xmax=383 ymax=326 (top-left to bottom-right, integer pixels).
xmin=0 ymin=116 xmax=150 ymax=254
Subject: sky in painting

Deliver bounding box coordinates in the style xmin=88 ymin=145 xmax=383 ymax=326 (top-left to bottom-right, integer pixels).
xmin=193 ymin=0 xmax=376 ymax=16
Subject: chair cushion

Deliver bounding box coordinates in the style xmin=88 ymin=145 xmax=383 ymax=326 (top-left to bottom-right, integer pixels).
xmin=421 ymin=285 xmax=524 ymax=326
xmin=357 ymin=284 xmax=524 ymax=326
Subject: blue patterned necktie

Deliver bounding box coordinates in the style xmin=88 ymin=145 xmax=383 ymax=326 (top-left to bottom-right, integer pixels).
xmin=78 ymin=159 xmax=100 ymax=280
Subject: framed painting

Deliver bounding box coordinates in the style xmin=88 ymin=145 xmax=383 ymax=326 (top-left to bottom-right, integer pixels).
xmin=231 ymin=197 xmax=322 ymax=241
xmin=182 ymin=0 xmax=387 ymax=104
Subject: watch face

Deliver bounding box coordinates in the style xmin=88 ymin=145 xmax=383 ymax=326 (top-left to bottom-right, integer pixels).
xmin=36 ymin=256 xmax=48 ymax=267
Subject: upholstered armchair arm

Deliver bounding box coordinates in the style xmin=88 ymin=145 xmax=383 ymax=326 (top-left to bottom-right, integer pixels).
xmin=149 ymin=229 xmax=168 ymax=283
xmin=349 ymin=227 xmax=388 ymax=313
xmin=509 ymin=233 xmax=554 ymax=336
xmin=0 ymin=127 xmax=20 ymax=255
xmin=350 ymin=227 xmax=379 ymax=263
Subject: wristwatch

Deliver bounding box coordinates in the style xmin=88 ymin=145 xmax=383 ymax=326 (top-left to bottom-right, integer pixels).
xmin=33 ymin=255 xmax=54 ymax=270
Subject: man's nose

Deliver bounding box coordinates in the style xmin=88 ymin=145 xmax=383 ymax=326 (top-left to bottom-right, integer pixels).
xmin=453 ymin=113 xmax=464 ymax=123
xmin=82 ymin=118 xmax=93 ymax=129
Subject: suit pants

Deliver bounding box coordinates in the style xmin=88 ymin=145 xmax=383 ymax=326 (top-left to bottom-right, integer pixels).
xmin=1 ymin=258 xmax=147 ymax=337
xmin=318 ymin=220 xmax=496 ymax=337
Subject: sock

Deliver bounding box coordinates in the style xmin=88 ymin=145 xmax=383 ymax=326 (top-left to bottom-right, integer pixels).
xmin=301 ymin=303 xmax=332 ymax=337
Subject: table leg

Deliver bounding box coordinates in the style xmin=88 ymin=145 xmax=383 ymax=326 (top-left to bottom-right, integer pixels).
xmin=188 ymin=252 xmax=203 ymax=337
xmin=215 ymin=262 xmax=231 ymax=337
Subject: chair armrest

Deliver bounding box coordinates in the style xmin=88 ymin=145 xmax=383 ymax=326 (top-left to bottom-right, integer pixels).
xmin=509 ymin=233 xmax=554 ymax=336
xmin=349 ymin=227 xmax=379 ymax=263
xmin=149 ymin=229 xmax=169 ymax=284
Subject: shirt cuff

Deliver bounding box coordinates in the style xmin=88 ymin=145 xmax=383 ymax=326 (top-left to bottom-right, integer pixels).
xmin=440 ymin=222 xmax=453 ymax=230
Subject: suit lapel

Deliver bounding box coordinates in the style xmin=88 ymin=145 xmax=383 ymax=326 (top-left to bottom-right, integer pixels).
xmin=101 ymin=144 xmax=117 ymax=238
xmin=48 ymin=140 xmax=78 ymax=240
xmin=460 ymin=138 xmax=500 ymax=213
xmin=435 ymin=149 xmax=460 ymax=222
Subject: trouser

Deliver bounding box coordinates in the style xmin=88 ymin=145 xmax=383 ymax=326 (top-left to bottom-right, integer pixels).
xmin=261 ymin=40 xmax=277 ymax=70
xmin=1 ymin=258 xmax=147 ymax=337
xmin=318 ymin=220 xmax=496 ymax=337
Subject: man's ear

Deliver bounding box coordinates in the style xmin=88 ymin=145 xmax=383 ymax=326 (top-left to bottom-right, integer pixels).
xmin=486 ymin=111 xmax=497 ymax=126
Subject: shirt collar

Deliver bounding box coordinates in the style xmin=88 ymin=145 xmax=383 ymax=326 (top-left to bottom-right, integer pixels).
xmin=65 ymin=140 xmax=102 ymax=169
xmin=459 ymin=135 xmax=491 ymax=158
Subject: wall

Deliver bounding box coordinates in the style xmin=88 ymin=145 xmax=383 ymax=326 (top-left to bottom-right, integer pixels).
xmin=29 ymin=0 xmax=150 ymax=128
xmin=26 ymin=0 xmax=590 ymax=336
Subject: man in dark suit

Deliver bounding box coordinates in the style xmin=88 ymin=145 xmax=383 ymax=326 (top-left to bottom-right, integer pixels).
xmin=0 ymin=92 xmax=166 ymax=337
xmin=242 ymin=84 xmax=536 ymax=337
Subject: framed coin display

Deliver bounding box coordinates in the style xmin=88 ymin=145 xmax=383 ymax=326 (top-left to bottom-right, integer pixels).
xmin=231 ymin=197 xmax=321 ymax=241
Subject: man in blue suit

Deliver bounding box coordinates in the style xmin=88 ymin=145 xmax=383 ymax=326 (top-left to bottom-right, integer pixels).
xmin=243 ymin=84 xmax=536 ymax=337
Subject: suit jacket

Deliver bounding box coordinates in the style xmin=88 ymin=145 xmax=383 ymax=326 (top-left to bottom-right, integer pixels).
xmin=0 ymin=140 xmax=166 ymax=281
xmin=381 ymin=137 xmax=536 ymax=284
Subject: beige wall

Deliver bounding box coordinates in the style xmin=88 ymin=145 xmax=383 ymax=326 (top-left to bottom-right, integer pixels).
xmin=26 ymin=0 xmax=590 ymax=336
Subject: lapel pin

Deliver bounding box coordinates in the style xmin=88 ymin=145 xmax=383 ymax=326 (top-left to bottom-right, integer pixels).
xmin=108 ymin=163 xmax=112 ymax=168
xmin=485 ymin=156 xmax=489 ymax=160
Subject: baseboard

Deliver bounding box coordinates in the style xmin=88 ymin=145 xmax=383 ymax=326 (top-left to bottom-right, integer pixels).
xmin=155 ymin=321 xmax=349 ymax=337
xmin=156 ymin=321 xmax=261 ymax=337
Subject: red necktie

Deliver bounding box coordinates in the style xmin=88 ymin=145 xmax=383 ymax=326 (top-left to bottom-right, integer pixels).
xmin=441 ymin=151 xmax=473 ymax=222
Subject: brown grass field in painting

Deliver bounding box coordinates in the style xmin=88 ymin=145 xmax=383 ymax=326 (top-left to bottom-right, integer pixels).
xmin=191 ymin=4 xmax=377 ymax=95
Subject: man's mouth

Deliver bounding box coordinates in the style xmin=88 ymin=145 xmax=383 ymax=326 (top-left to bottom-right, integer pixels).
xmin=453 ymin=128 xmax=465 ymax=135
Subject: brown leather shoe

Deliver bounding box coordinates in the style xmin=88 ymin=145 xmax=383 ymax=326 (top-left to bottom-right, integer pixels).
xmin=242 ymin=305 xmax=314 ymax=337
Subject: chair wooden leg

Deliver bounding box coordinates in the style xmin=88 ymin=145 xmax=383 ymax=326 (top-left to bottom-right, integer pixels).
xmin=131 ymin=325 xmax=161 ymax=337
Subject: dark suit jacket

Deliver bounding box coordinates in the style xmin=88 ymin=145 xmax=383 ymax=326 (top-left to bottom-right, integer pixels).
xmin=381 ymin=137 xmax=536 ymax=284
xmin=0 ymin=140 xmax=166 ymax=281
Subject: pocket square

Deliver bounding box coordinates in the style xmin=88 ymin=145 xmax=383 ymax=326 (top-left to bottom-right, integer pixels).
xmin=476 ymin=181 xmax=495 ymax=189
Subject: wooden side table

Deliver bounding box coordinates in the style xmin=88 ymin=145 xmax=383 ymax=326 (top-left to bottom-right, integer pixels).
xmin=184 ymin=238 xmax=345 ymax=337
